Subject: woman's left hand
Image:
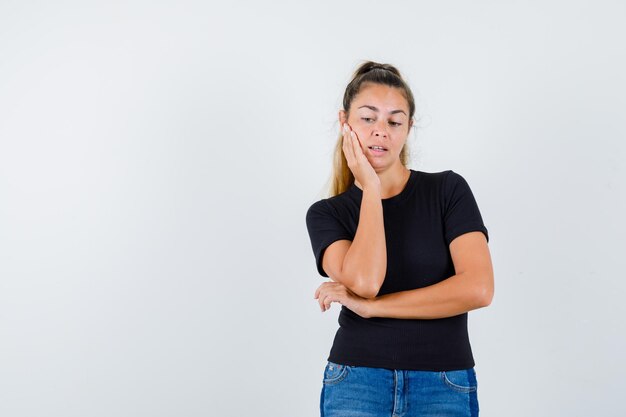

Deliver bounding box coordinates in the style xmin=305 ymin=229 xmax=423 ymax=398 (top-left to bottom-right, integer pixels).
xmin=314 ymin=280 xmax=374 ymax=318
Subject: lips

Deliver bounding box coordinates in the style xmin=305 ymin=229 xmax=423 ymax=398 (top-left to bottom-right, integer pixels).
xmin=368 ymin=146 xmax=387 ymax=156
xmin=368 ymin=145 xmax=388 ymax=151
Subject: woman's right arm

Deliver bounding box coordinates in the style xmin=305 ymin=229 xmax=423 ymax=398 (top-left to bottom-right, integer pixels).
xmin=321 ymin=124 xmax=387 ymax=299
xmin=323 ymin=187 xmax=386 ymax=299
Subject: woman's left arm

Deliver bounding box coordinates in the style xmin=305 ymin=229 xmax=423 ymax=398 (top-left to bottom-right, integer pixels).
xmin=315 ymin=231 xmax=493 ymax=319
xmin=367 ymin=231 xmax=494 ymax=319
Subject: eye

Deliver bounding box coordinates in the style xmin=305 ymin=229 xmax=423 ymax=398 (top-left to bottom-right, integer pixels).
xmin=361 ymin=117 xmax=402 ymax=126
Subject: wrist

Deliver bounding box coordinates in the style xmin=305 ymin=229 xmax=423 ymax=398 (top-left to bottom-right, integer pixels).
xmin=362 ymin=185 xmax=382 ymax=198
xmin=365 ymin=297 xmax=379 ymax=318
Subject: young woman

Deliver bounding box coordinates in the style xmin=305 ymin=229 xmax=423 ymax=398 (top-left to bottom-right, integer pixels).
xmin=305 ymin=61 xmax=494 ymax=416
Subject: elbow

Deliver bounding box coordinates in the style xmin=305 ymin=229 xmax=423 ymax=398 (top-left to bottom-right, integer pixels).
xmin=359 ymin=287 xmax=380 ymax=300
xmin=475 ymin=282 xmax=494 ymax=308
xmin=353 ymin=277 xmax=382 ymax=299
xmin=467 ymin=269 xmax=494 ymax=308
xmin=330 ymin=271 xmax=380 ymax=299
xmin=341 ymin=257 xmax=386 ymax=299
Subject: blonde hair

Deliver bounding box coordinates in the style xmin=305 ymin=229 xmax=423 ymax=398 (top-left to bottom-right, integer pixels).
xmin=327 ymin=61 xmax=416 ymax=197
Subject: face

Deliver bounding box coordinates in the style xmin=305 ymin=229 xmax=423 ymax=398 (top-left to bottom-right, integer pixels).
xmin=339 ymin=83 xmax=412 ymax=171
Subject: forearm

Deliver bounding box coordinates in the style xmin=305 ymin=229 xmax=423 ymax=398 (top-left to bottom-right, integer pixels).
xmin=367 ymin=272 xmax=492 ymax=319
xmin=341 ymin=187 xmax=386 ymax=298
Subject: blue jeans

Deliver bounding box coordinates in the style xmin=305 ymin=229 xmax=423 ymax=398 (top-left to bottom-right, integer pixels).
xmin=320 ymin=361 xmax=479 ymax=417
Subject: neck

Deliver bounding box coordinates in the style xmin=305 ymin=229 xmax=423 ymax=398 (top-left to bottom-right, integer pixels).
xmin=355 ymin=164 xmax=411 ymax=199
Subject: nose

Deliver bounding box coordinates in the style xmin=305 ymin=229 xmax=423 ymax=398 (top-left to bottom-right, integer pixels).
xmin=374 ymin=122 xmax=389 ymax=139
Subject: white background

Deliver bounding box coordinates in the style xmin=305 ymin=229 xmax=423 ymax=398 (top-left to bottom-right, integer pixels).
xmin=1 ymin=1 xmax=624 ymax=416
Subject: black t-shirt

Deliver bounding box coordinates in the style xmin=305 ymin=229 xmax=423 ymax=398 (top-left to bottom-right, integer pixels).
xmin=305 ymin=169 xmax=489 ymax=371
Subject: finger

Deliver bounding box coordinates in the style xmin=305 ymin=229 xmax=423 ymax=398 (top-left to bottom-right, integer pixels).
xmin=346 ymin=124 xmax=359 ymax=160
xmin=321 ymin=294 xmax=329 ymax=311
xmin=351 ymin=131 xmax=366 ymax=159
xmin=318 ymin=291 xmax=328 ymax=311
xmin=323 ymin=290 xmax=335 ymax=310
xmin=315 ymin=283 xmax=328 ymax=299
xmin=324 ymin=294 xmax=336 ymax=310
xmin=342 ymin=130 xmax=353 ymax=168
xmin=342 ymin=124 xmax=356 ymax=164
xmin=351 ymin=132 xmax=375 ymax=172
xmin=321 ymin=289 xmax=337 ymax=312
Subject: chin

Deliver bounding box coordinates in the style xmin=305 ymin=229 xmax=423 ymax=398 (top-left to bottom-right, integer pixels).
xmin=371 ymin=163 xmax=390 ymax=172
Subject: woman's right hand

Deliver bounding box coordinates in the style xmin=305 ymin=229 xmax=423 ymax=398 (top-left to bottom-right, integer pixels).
xmin=342 ymin=123 xmax=381 ymax=191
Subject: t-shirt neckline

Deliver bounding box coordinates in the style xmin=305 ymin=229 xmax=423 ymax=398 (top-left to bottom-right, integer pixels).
xmin=348 ymin=169 xmax=418 ymax=204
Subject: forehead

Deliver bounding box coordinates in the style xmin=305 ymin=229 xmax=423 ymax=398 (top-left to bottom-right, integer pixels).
xmin=352 ymin=83 xmax=408 ymax=112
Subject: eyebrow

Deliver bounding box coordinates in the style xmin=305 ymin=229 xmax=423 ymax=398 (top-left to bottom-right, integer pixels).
xmin=358 ymin=105 xmax=407 ymax=116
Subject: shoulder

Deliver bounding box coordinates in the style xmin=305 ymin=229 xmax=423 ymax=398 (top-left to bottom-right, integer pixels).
xmin=410 ymin=169 xmax=455 ymax=181
xmin=305 ymin=195 xmax=344 ymax=224
xmin=436 ymin=169 xmax=475 ymax=190
xmin=413 ymin=169 xmax=475 ymax=203
xmin=306 ymin=199 xmax=330 ymax=219
xmin=439 ymin=170 xmax=480 ymax=201
xmin=410 ymin=169 xmax=457 ymax=190
xmin=306 ymin=188 xmax=355 ymax=216
xmin=306 ymin=194 xmax=341 ymax=216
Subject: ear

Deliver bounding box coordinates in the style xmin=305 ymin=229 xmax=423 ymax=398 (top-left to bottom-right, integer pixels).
xmin=338 ymin=109 xmax=347 ymax=126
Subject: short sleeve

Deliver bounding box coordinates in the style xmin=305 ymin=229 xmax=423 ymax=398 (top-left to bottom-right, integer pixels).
xmin=305 ymin=200 xmax=353 ymax=277
xmin=442 ymin=170 xmax=489 ymax=246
